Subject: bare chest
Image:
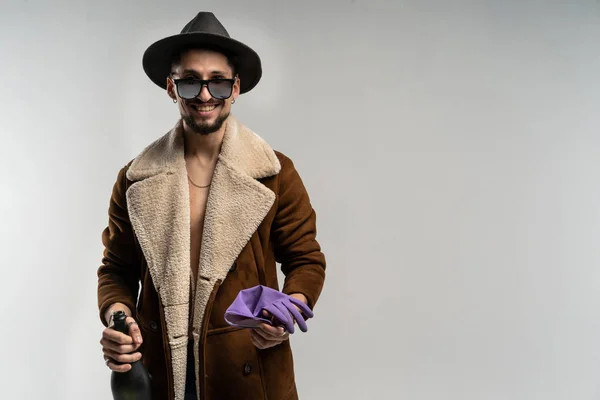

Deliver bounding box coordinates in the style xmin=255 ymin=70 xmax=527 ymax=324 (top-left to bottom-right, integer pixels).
xmin=189 ymin=185 xmax=209 ymax=282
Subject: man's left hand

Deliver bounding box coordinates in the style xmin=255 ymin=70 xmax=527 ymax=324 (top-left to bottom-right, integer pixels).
xmin=250 ymin=293 xmax=307 ymax=350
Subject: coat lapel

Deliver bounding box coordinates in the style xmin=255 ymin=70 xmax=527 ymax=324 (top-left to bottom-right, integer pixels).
xmin=125 ymin=116 xmax=280 ymax=400
xmin=125 ymin=120 xmax=191 ymax=400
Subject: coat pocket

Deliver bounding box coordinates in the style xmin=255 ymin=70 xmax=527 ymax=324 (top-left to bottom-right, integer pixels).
xmin=204 ymin=327 xmax=266 ymax=400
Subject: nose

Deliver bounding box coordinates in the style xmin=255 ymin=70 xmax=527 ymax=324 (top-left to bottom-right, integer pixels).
xmin=199 ymin=84 xmax=212 ymax=102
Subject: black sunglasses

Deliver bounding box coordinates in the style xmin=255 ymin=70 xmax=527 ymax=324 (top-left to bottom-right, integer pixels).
xmin=171 ymin=77 xmax=236 ymax=100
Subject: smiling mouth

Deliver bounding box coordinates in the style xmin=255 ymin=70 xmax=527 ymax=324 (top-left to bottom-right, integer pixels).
xmin=190 ymin=103 xmax=218 ymax=112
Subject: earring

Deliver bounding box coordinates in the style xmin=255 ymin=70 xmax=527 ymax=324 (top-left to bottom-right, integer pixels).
xmin=173 ymin=98 xmax=177 ymax=103
xmin=232 ymin=99 xmax=236 ymax=104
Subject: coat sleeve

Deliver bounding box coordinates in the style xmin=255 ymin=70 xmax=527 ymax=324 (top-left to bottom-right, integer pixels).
xmin=97 ymin=164 xmax=141 ymax=326
xmin=272 ymin=154 xmax=326 ymax=310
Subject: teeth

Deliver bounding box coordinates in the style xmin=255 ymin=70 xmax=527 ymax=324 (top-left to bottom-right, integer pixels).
xmin=194 ymin=104 xmax=217 ymax=112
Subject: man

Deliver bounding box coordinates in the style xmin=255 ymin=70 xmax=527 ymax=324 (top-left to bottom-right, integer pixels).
xmin=97 ymin=11 xmax=326 ymax=400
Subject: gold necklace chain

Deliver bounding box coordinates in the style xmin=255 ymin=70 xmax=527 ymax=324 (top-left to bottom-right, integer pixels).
xmin=187 ymin=174 xmax=211 ymax=189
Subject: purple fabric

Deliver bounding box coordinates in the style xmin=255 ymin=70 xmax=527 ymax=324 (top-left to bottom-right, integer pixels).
xmin=224 ymin=285 xmax=314 ymax=333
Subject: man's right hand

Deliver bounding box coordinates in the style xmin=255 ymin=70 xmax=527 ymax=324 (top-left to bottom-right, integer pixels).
xmin=100 ymin=315 xmax=144 ymax=372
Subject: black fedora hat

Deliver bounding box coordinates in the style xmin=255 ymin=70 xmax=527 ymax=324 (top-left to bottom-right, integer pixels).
xmin=142 ymin=12 xmax=262 ymax=94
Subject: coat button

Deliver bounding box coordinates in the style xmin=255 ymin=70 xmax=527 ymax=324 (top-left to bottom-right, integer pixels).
xmin=243 ymin=363 xmax=252 ymax=375
xmin=149 ymin=321 xmax=158 ymax=331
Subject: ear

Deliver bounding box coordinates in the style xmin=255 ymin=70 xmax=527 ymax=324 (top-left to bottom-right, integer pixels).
xmin=166 ymin=77 xmax=177 ymax=101
xmin=232 ymin=75 xmax=241 ymax=98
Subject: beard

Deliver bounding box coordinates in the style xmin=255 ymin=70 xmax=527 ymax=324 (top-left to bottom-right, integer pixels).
xmin=182 ymin=107 xmax=229 ymax=136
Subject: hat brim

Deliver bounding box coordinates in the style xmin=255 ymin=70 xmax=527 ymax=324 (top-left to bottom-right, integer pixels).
xmin=142 ymin=32 xmax=262 ymax=94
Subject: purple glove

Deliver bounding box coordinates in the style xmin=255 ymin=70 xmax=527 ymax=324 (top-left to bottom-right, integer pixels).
xmin=224 ymin=285 xmax=314 ymax=333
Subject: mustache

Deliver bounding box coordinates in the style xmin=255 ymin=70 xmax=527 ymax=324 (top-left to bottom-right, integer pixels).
xmin=184 ymin=99 xmax=222 ymax=106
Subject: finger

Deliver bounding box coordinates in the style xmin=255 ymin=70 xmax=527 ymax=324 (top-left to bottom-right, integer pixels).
xmin=100 ymin=337 xmax=139 ymax=355
xmin=251 ymin=336 xmax=270 ymax=350
xmin=103 ymin=348 xmax=142 ymax=364
xmin=254 ymin=324 xmax=286 ymax=341
xmin=257 ymin=319 xmax=286 ymax=336
xmin=251 ymin=330 xmax=282 ymax=349
xmin=261 ymin=309 xmax=278 ymax=325
xmin=105 ymin=357 xmax=132 ymax=373
xmin=284 ymin=301 xmax=308 ymax=332
xmin=289 ymin=297 xmax=314 ymax=318
xmin=102 ymin=327 xmax=134 ymax=345
xmin=264 ymin=304 xmax=290 ymax=329
xmin=273 ymin=302 xmax=295 ymax=333
xmin=252 ymin=328 xmax=283 ymax=347
xmin=126 ymin=318 xmax=143 ymax=344
xmin=250 ymin=332 xmax=261 ymax=349
xmin=250 ymin=330 xmax=268 ymax=349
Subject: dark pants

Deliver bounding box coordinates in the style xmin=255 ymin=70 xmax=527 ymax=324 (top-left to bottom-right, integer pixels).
xmin=184 ymin=340 xmax=197 ymax=399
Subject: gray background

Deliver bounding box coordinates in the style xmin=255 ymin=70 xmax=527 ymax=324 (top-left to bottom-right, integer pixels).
xmin=1 ymin=0 xmax=599 ymax=399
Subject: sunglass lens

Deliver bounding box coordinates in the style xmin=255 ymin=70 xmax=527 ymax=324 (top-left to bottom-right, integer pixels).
xmin=208 ymin=80 xmax=233 ymax=99
xmin=177 ymin=80 xmax=201 ymax=99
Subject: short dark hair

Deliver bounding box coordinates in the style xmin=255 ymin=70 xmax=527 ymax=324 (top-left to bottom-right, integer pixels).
xmin=170 ymin=45 xmax=238 ymax=77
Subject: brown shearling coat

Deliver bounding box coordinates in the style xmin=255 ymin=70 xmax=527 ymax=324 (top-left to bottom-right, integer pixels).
xmin=97 ymin=116 xmax=326 ymax=400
